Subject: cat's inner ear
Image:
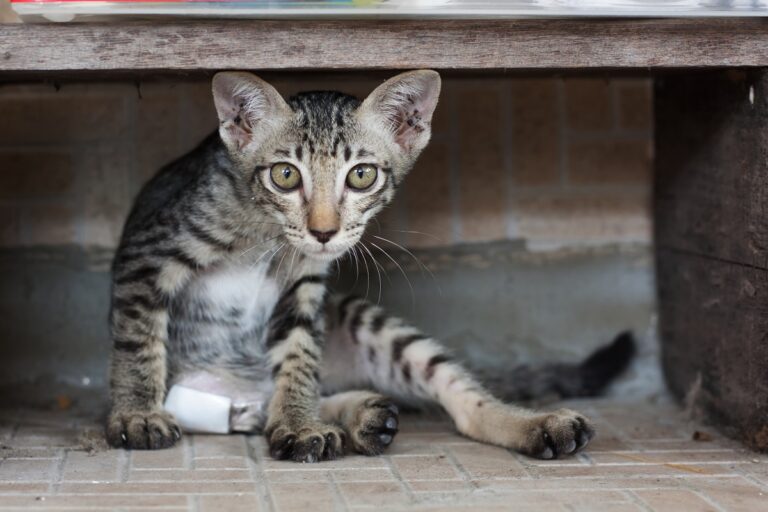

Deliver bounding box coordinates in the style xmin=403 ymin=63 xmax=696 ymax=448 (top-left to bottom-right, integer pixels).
xmin=360 ymin=70 xmax=441 ymax=153
xmin=212 ymin=72 xmax=290 ymax=151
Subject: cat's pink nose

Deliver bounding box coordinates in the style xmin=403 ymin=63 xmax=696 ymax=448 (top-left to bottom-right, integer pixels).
xmin=310 ymin=229 xmax=337 ymax=244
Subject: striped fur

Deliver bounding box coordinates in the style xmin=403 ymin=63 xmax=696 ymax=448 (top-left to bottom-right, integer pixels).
xmin=107 ymin=70 xmax=627 ymax=462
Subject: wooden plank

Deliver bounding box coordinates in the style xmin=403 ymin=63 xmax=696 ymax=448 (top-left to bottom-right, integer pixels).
xmin=0 ymin=19 xmax=767 ymax=75
xmin=655 ymin=71 xmax=768 ymax=270
xmin=655 ymin=70 xmax=768 ymax=451
xmin=658 ymin=252 xmax=768 ymax=447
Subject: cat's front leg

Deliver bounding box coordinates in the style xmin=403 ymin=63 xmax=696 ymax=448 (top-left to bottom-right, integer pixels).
xmin=264 ymin=274 xmax=346 ymax=462
xmin=106 ymin=257 xmax=192 ymax=450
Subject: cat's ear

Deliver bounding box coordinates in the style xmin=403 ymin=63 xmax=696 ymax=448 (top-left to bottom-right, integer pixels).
xmin=212 ymin=72 xmax=291 ymax=152
xmin=360 ymin=70 xmax=441 ymax=155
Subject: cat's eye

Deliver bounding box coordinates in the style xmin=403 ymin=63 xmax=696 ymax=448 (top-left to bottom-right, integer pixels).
xmin=346 ymin=164 xmax=378 ymax=191
xmin=270 ymin=163 xmax=302 ymax=191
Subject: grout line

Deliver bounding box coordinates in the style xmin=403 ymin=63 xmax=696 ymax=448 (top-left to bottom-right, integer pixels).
xmin=1 ymin=478 xmax=748 ymax=494
xmin=509 ymin=450 xmax=538 ymax=480
xmin=263 ymin=465 xmax=388 ymax=471
xmin=439 ymin=445 xmax=475 ymax=490
xmin=679 ymin=485 xmax=729 ymax=512
xmin=188 ymin=435 xmax=197 ymax=471
xmin=130 ymin=467 xmax=249 ymax=472
xmin=623 ymin=490 xmax=654 ymax=512
xmin=732 ymin=466 xmax=768 ymax=492
xmin=326 ymin=470 xmax=351 ymax=512
xmin=182 ymin=434 xmax=194 ymax=471
xmin=0 ymin=457 xmax=60 ymax=461
xmin=49 ymin=448 xmax=67 ymax=495
xmin=4 ymin=491 xmax=263 ymax=495
xmin=481 ymin=474 xmax=743 ymax=482
xmin=588 ymin=449 xmax=742 ymax=454
xmin=383 ymin=454 xmax=415 ymax=503
xmin=118 ymin=447 xmax=130 ymax=483
xmin=528 ymin=461 xmax=755 ymax=468
xmin=244 ymin=436 xmax=275 ymax=512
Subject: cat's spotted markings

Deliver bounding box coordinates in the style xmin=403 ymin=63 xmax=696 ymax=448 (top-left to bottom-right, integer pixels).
xmin=107 ymin=70 xmax=634 ymax=462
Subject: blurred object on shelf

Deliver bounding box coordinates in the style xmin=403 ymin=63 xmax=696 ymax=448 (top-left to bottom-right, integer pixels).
xmin=9 ymin=0 xmax=768 ymax=23
xmin=1 ymin=0 xmax=22 ymax=22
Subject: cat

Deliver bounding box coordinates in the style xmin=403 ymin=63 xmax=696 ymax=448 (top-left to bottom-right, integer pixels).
xmin=106 ymin=70 xmax=634 ymax=462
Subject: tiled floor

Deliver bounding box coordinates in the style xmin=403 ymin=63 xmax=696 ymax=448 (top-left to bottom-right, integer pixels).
xmin=1 ymin=398 xmax=766 ymax=511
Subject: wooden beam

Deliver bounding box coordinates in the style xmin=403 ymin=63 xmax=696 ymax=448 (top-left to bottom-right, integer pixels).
xmin=655 ymin=70 xmax=768 ymax=451
xmin=1 ymin=19 xmax=767 ymax=75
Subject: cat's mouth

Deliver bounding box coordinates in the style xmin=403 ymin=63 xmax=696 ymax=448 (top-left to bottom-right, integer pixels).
xmin=301 ymin=244 xmax=350 ymax=262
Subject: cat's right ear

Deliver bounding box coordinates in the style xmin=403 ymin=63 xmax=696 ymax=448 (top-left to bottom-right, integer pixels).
xmin=212 ymin=72 xmax=291 ymax=152
xmin=359 ymin=70 xmax=441 ymax=157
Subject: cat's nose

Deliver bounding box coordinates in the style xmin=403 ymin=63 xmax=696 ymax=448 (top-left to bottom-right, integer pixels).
xmin=310 ymin=229 xmax=338 ymax=244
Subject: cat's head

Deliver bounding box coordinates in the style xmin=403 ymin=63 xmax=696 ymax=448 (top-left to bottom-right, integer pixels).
xmin=212 ymin=70 xmax=441 ymax=261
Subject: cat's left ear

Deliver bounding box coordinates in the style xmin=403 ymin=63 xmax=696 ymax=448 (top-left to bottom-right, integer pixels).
xmin=360 ymin=70 xmax=441 ymax=156
xmin=212 ymin=72 xmax=291 ymax=152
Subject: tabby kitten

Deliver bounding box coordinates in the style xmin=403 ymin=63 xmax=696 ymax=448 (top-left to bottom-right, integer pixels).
xmin=107 ymin=70 xmax=622 ymax=462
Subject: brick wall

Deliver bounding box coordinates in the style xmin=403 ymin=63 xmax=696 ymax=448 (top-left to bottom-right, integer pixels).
xmin=0 ymin=75 xmax=652 ymax=250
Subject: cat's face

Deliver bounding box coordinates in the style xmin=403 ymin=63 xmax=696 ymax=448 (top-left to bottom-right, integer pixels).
xmin=213 ymin=71 xmax=441 ymax=261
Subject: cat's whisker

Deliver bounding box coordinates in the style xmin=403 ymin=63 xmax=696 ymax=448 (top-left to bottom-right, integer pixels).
xmin=360 ymin=242 xmax=386 ymax=305
xmin=366 ymin=242 xmax=392 ymax=285
xmin=368 ymin=240 xmax=415 ymax=309
xmin=249 ymin=241 xmax=284 ymax=270
xmin=288 ymin=246 xmax=299 ymax=284
xmin=371 ymin=234 xmax=442 ymax=296
xmin=349 ymin=244 xmax=361 ymax=290
xmin=265 ymin=243 xmax=287 ymax=273
xmin=357 ymin=245 xmax=371 ymax=301
xmin=382 ymin=228 xmax=444 ymax=244
xmin=274 ymin=242 xmax=290 ymax=282
xmin=354 ymin=243 xmax=372 ymax=303
xmin=238 ymin=233 xmax=283 ymax=259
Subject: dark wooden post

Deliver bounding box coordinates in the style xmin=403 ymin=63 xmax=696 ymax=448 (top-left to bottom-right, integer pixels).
xmin=655 ymin=70 xmax=768 ymax=451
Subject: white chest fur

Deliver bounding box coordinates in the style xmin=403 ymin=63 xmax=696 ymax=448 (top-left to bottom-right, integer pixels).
xmin=183 ymin=261 xmax=280 ymax=331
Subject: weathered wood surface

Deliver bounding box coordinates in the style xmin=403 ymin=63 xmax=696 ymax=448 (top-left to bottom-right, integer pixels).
xmin=0 ymin=19 xmax=767 ymax=75
xmin=655 ymin=70 xmax=768 ymax=451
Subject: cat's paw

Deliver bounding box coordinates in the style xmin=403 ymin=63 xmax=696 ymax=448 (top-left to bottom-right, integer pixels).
xmin=521 ymin=408 xmax=595 ymax=460
xmin=349 ymin=397 xmax=399 ymax=456
xmin=266 ymin=421 xmax=346 ymax=463
xmin=106 ymin=409 xmax=181 ymax=450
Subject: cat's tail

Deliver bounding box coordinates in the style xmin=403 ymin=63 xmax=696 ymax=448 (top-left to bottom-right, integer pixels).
xmin=479 ymin=331 xmax=636 ymax=402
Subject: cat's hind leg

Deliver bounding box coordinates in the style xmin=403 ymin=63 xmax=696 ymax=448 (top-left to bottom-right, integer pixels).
xmin=319 ymin=391 xmax=399 ymax=456
xmin=322 ymin=295 xmax=595 ymax=460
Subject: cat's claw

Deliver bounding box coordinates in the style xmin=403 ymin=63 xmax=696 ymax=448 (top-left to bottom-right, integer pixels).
xmin=350 ymin=397 xmax=400 ymax=456
xmin=267 ymin=422 xmax=345 ymax=463
xmin=524 ymin=409 xmax=595 ymax=460
xmin=106 ymin=410 xmax=181 ymax=450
